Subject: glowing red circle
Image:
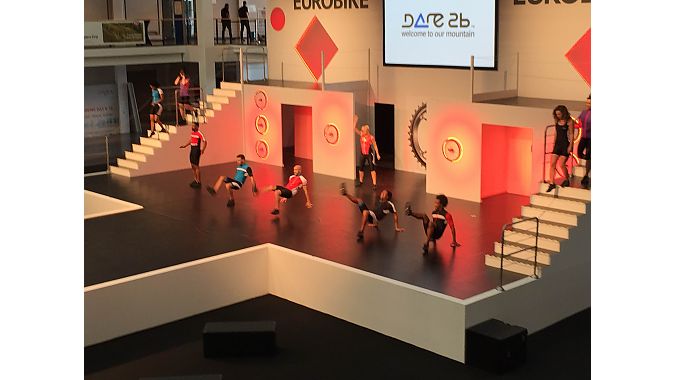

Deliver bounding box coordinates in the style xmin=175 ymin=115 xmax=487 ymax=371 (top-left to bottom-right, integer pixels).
xmin=270 ymin=8 xmax=285 ymax=31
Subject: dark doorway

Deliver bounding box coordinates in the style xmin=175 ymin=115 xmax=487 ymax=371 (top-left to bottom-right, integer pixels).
xmin=375 ymin=103 xmax=395 ymax=169
xmin=281 ymin=104 xmax=313 ymax=167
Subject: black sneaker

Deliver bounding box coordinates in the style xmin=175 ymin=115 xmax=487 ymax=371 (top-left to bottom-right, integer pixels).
xmin=355 ymin=181 xmax=362 ymax=188
xmin=226 ymin=199 xmax=235 ymax=207
xmin=561 ymin=179 xmax=570 ymax=188
xmin=339 ymin=182 xmax=347 ymax=196
xmin=422 ymin=243 xmax=429 ymax=255
xmin=357 ymin=231 xmax=364 ymax=240
xmin=404 ymin=202 xmax=412 ymax=216
xmin=271 ymin=209 xmax=280 ymax=215
xmin=581 ymin=176 xmax=590 ymax=189
xmin=546 ymin=183 xmax=556 ymax=193
xmin=149 ymin=131 xmax=156 ymax=138
xmin=206 ymin=186 xmax=216 ymax=196
xmin=372 ymin=185 xmax=377 ymax=192
xmin=190 ymin=180 xmax=198 ymax=188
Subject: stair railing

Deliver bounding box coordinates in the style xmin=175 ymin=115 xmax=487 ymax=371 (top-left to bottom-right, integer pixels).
xmin=497 ymin=217 xmax=540 ymax=292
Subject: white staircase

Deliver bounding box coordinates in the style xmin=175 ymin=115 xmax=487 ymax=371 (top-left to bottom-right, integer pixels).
xmin=485 ymin=182 xmax=591 ymax=277
xmin=109 ymin=82 xmax=242 ymax=178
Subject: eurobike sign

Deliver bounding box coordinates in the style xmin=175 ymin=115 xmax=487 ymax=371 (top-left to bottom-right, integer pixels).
xmin=293 ymin=0 xmax=368 ymax=10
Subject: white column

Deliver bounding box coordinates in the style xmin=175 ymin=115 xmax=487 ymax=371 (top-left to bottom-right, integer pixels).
xmin=110 ymin=0 xmax=126 ymax=20
xmin=196 ymin=0 xmax=217 ymax=94
xmin=115 ymin=65 xmax=130 ymax=134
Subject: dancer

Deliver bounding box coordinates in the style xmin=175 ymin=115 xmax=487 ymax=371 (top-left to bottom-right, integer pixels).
xmin=206 ymin=154 xmax=258 ymax=207
xmin=264 ymin=165 xmax=312 ymax=215
xmin=174 ymin=69 xmax=192 ymax=124
xmin=149 ymin=80 xmax=168 ymax=137
xmin=179 ymin=123 xmax=207 ymax=188
xmin=577 ymin=94 xmax=591 ymax=189
xmin=404 ymin=195 xmax=460 ymax=255
xmin=353 ymin=114 xmax=381 ymax=191
xmin=339 ymin=183 xmax=404 ymax=241
xmin=547 ymin=105 xmax=575 ymax=192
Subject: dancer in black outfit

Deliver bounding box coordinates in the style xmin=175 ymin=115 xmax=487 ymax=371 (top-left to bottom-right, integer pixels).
xmin=220 ymin=4 xmax=232 ymax=44
xmin=340 ymin=183 xmax=404 ymax=241
xmin=405 ymin=195 xmax=460 ymax=255
xmin=238 ymin=2 xmax=251 ymax=44
xmin=547 ymin=105 xmax=575 ymax=192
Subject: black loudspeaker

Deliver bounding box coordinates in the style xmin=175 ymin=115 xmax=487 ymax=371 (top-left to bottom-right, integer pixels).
xmin=203 ymin=321 xmax=276 ymax=357
xmin=465 ymin=319 xmax=527 ymax=373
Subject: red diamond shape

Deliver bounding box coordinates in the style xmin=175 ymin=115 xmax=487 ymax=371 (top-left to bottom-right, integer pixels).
xmin=565 ymin=28 xmax=591 ymax=86
xmin=295 ymin=16 xmax=338 ymax=82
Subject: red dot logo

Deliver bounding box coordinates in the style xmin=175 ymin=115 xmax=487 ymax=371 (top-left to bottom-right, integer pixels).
xmin=271 ymin=7 xmax=285 ymax=31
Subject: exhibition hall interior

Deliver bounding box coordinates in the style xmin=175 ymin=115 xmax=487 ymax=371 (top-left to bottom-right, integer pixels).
xmin=83 ymin=0 xmax=592 ymax=378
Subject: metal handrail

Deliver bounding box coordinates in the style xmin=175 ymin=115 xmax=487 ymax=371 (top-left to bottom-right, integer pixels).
xmin=220 ymin=46 xmax=268 ymax=83
xmin=497 ymin=217 xmax=540 ymax=291
xmin=213 ymin=17 xmax=267 ymax=45
xmin=174 ymin=86 xmax=205 ymax=126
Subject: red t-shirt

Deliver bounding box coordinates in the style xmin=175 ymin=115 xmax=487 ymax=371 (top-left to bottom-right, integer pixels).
xmin=190 ymin=131 xmax=205 ymax=146
xmin=284 ymin=175 xmax=308 ymax=195
xmin=360 ymin=134 xmax=374 ymax=155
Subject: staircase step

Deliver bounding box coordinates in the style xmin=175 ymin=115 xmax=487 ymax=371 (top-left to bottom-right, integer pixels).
xmin=512 ymin=218 xmax=569 ymax=240
xmin=186 ymin=114 xmax=207 ymax=124
xmin=485 ymin=254 xmax=543 ymax=277
xmin=522 ymin=205 xmax=577 ymax=227
xmin=124 ymin=151 xmax=147 ymax=162
xmin=165 ymin=124 xmax=178 ymax=134
xmin=206 ymin=94 xmax=230 ymax=105
xmin=531 ymin=194 xmax=586 ymax=214
xmin=109 ymin=165 xmax=131 ymax=177
xmin=140 ymin=137 xmax=163 ymax=148
xmin=538 ymin=182 xmax=590 ymax=202
xmin=132 ymin=144 xmax=155 ymax=155
xmin=572 ymin=165 xmax=590 ymax=178
xmin=213 ymin=88 xmax=237 ymax=97
xmin=493 ymin=243 xmax=552 ymax=266
xmin=205 ymin=109 xmax=215 ymax=117
xmin=146 ymin=131 xmax=170 ymax=141
xmin=210 ymin=102 xmax=222 ymax=111
xmin=503 ymin=230 xmax=560 ymax=252
xmin=220 ymin=81 xmax=243 ymax=91
xmin=117 ymin=158 xmax=139 ymax=170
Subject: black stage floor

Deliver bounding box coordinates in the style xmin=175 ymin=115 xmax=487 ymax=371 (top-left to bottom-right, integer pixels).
xmin=84 ymin=158 xmax=528 ymax=299
xmin=85 ymin=295 xmax=591 ymax=379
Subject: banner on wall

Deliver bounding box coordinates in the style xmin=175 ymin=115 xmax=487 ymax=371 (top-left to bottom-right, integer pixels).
xmin=84 ymin=85 xmax=119 ymax=137
xmin=84 ymin=21 xmax=145 ymax=47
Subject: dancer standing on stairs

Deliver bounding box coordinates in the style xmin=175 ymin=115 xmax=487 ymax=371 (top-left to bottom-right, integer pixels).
xmin=206 ymin=154 xmax=258 ymax=207
xmin=404 ymin=194 xmax=460 ymax=255
xmin=149 ymin=80 xmax=168 ymax=137
xmin=354 ymin=114 xmax=381 ymax=191
xmin=547 ymin=105 xmax=575 ymax=193
xmin=339 ymin=183 xmax=404 ymax=241
xmin=577 ymin=94 xmax=591 ymax=189
xmin=174 ymin=69 xmax=192 ymax=125
xmin=179 ymin=123 xmax=207 ymax=188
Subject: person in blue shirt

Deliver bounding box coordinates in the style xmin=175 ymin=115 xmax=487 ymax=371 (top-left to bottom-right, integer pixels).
xmin=206 ymin=154 xmax=258 ymax=207
xmin=148 ymin=80 xmax=168 ymax=137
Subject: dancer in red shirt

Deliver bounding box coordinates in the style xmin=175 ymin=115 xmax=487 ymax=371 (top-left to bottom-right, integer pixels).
xmin=354 ymin=114 xmax=381 ymax=191
xmin=179 ymin=123 xmax=207 ymax=188
xmin=264 ymin=165 xmax=313 ymax=215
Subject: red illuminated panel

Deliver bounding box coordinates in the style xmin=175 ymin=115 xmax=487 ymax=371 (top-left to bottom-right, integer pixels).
xmin=565 ymin=28 xmax=591 ymax=86
xmin=295 ymin=16 xmax=338 ymax=82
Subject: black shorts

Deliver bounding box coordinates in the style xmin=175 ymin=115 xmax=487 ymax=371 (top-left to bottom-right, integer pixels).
xmin=577 ymin=138 xmax=590 ymax=160
xmin=358 ymin=201 xmax=377 ymax=224
xmin=151 ymin=103 xmax=163 ymax=116
xmin=224 ymin=177 xmax=243 ymax=190
xmin=359 ymin=153 xmax=375 ymax=171
xmin=179 ymin=96 xmax=190 ymax=105
xmin=423 ymin=219 xmax=445 ymax=240
xmin=275 ymin=185 xmax=293 ymax=199
xmin=189 ymin=146 xmax=201 ymax=166
xmin=552 ymin=141 xmax=570 ymax=157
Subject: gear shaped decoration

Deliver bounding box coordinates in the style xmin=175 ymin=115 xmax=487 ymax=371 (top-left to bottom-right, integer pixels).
xmin=408 ymin=103 xmax=428 ymax=168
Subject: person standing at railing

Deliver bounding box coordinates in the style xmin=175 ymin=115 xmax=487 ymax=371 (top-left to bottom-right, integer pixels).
xmin=577 ymin=94 xmax=591 ymax=189
xmin=149 ymin=80 xmax=168 ymax=138
xmin=547 ymin=105 xmax=575 ymax=193
xmin=221 ymin=4 xmax=232 ymax=44
xmin=174 ymin=68 xmax=192 ymax=125
xmin=179 ymin=122 xmax=207 ymax=188
xmin=239 ymin=1 xmax=251 ymax=45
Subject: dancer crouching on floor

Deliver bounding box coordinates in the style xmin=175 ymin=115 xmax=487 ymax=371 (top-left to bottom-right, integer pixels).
xmin=340 ymin=182 xmax=404 ymax=241
xmin=206 ymin=154 xmax=257 ymax=207
xmin=264 ymin=165 xmax=312 ymax=215
xmin=405 ymin=194 xmax=460 ymax=255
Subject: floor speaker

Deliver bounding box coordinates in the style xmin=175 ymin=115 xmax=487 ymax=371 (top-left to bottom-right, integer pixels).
xmin=203 ymin=321 xmax=276 ymax=357
xmin=465 ymin=319 xmax=527 ymax=373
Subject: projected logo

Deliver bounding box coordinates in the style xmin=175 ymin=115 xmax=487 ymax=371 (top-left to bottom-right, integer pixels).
xmin=295 ymin=16 xmax=339 ymax=81
xmin=402 ymin=12 xmax=472 ymax=29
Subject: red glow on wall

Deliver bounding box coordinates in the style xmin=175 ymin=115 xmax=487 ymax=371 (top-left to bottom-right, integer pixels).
xmin=294 ymin=106 xmax=313 ymax=159
xmin=255 ymin=115 xmax=269 ymax=135
xmin=442 ymin=137 xmax=463 ymax=163
xmin=481 ymin=124 xmax=533 ymax=199
xmin=270 ymin=7 xmax=285 ymax=31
